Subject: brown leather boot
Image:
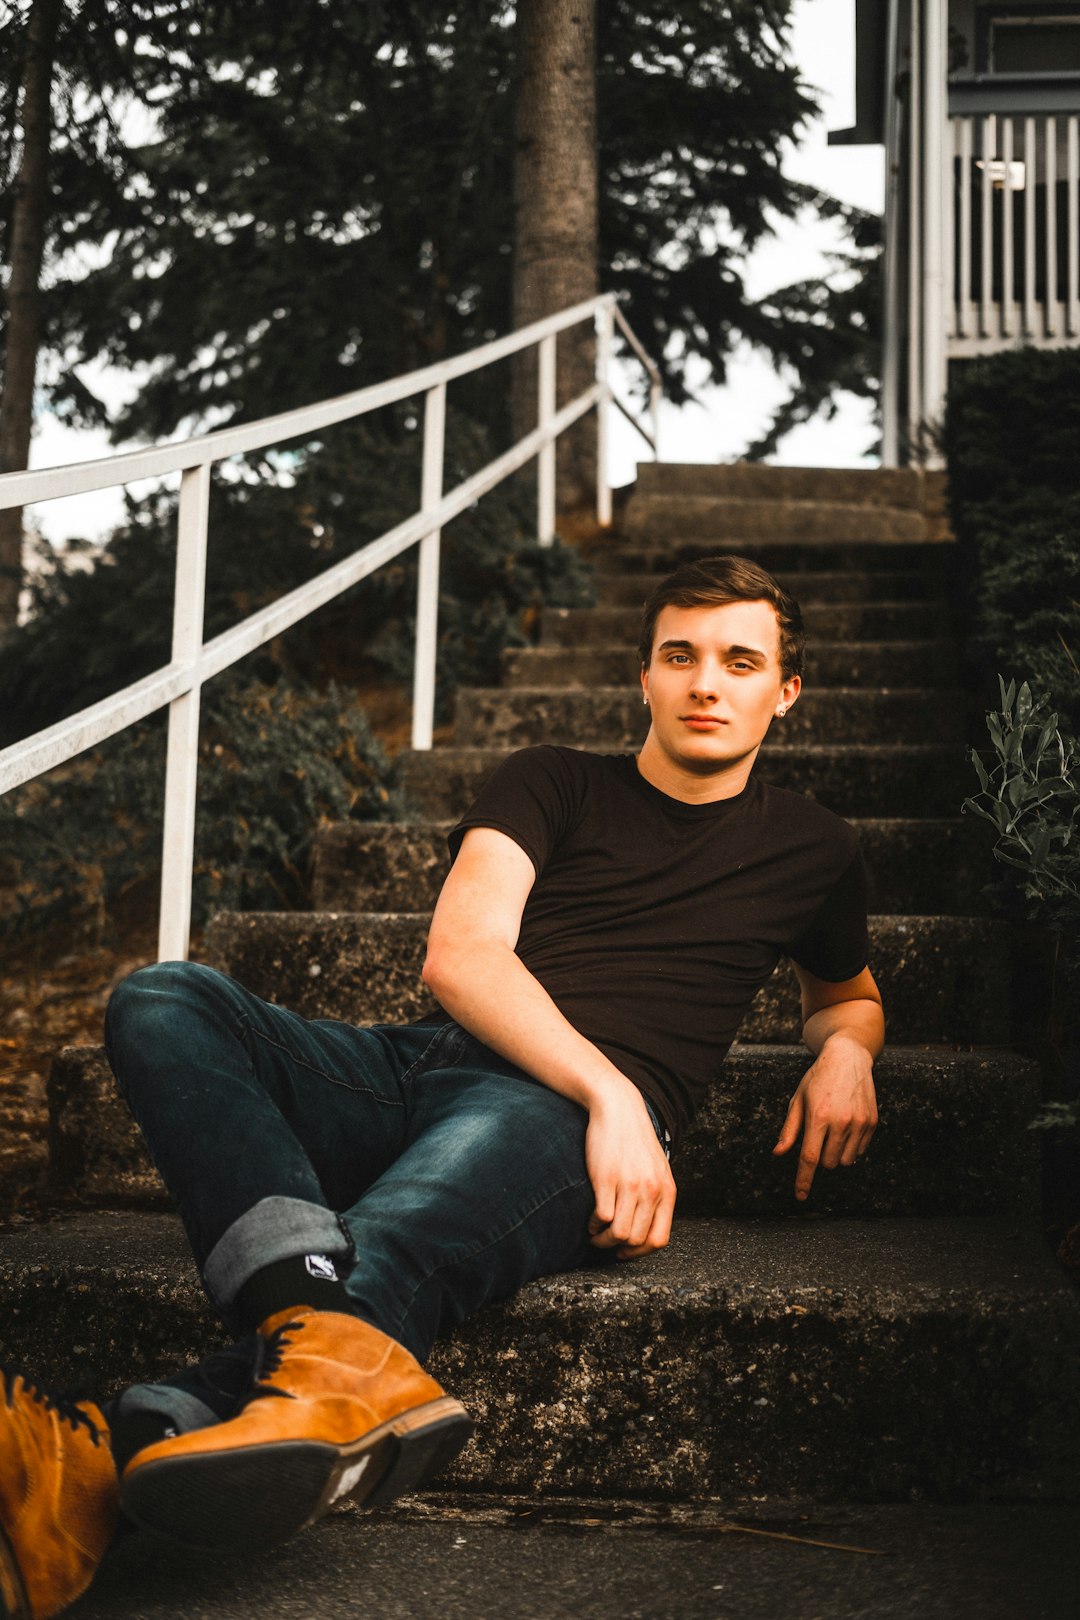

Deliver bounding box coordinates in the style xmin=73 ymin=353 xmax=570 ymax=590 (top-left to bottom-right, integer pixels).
xmin=0 ymin=1367 xmax=118 ymax=1620
xmin=119 ymin=1308 xmax=471 ymax=1549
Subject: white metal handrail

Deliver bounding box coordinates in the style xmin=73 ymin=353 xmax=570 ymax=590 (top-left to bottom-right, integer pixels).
xmin=0 ymin=292 xmax=659 ymax=961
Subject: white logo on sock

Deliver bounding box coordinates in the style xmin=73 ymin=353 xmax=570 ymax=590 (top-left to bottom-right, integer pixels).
xmin=330 ymin=1455 xmax=372 ymax=1503
xmin=305 ymin=1253 xmax=339 ymax=1281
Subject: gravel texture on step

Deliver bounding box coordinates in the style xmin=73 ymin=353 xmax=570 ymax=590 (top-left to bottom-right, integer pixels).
xmin=46 ymin=1041 xmax=1040 ymax=1218
xmin=193 ymin=911 xmax=1019 ymax=1046
xmin=580 ymin=539 xmax=955 ymax=575
xmin=312 ymin=820 xmax=453 ymax=912
xmin=311 ymin=817 xmax=988 ymax=919
xmin=398 ymin=744 xmax=970 ymax=820
xmin=623 ymin=495 xmax=927 ymax=544
xmin=591 ymin=569 xmax=937 ymax=607
xmin=541 ymin=603 xmax=949 ymax=645
xmin=677 ymin=1045 xmax=1040 ymax=1218
xmin=1 ymin=1211 xmax=1075 ymax=1502
xmin=632 ymin=463 xmax=938 ymax=508
xmin=500 ymin=640 xmax=960 ymax=690
xmin=453 ymin=687 xmax=964 ymax=749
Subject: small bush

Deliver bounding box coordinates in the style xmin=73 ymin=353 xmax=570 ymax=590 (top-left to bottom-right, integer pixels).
xmin=944 ymin=349 xmax=1080 ymax=736
xmin=0 ymin=674 xmax=400 ymax=948
xmin=948 ymin=354 xmax=1080 ymax=1221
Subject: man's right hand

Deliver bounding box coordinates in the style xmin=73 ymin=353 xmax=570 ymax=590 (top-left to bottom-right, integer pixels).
xmin=585 ymin=1082 xmax=676 ymax=1260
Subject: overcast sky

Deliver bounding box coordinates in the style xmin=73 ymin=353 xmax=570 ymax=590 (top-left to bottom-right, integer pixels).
xmin=28 ymin=0 xmax=884 ymax=545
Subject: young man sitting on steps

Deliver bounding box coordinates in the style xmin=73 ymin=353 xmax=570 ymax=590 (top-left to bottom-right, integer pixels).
xmin=0 ymin=554 xmax=882 ymax=1620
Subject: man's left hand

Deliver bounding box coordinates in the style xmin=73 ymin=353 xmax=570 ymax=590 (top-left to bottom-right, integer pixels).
xmin=771 ymin=1033 xmax=878 ymax=1201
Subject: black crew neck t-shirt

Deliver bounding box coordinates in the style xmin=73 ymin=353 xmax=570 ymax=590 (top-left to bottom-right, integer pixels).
xmin=446 ymin=746 xmax=869 ymax=1149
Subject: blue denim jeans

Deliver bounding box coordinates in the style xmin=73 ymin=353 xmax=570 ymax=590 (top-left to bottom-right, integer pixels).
xmin=104 ymin=960 xmax=650 ymax=1365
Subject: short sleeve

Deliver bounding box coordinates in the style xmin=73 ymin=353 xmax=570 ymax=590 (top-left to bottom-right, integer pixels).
xmin=786 ymin=847 xmax=870 ymax=983
xmin=447 ymin=746 xmax=583 ymax=879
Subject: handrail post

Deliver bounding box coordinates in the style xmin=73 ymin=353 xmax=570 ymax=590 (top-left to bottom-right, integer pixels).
xmin=411 ymin=381 xmax=446 ymax=750
xmin=157 ymin=462 xmax=211 ymax=962
xmin=537 ymin=333 xmax=557 ymax=546
xmin=595 ymin=300 xmax=613 ymax=527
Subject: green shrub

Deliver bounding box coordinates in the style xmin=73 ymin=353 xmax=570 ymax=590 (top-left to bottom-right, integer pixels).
xmin=948 ymin=351 xmax=1080 ymax=1180
xmin=964 ymin=678 xmax=1080 ymax=1133
xmin=0 ymin=674 xmax=401 ymax=947
xmin=944 ymin=349 xmax=1080 ymax=736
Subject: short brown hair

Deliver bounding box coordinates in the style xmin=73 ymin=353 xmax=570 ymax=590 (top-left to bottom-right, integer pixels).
xmin=638 ymin=554 xmax=805 ymax=680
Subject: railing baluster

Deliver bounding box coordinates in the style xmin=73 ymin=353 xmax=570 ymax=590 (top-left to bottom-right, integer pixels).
xmin=980 ymin=114 xmax=994 ymax=339
xmin=1002 ymin=118 xmax=1015 ymax=337
xmin=907 ymin=0 xmax=922 ymax=454
xmin=595 ymin=301 xmax=613 ymax=528
xmin=537 ymin=332 xmax=556 ymax=547
xmin=411 ymin=381 xmax=447 ymax=752
xmin=1045 ymin=117 xmax=1057 ymax=338
xmin=1069 ymin=116 xmax=1080 ymax=337
xmin=958 ymin=116 xmax=972 ymax=339
xmin=1024 ymin=116 xmax=1037 ymax=337
xmin=158 ymin=462 xmax=211 ymax=963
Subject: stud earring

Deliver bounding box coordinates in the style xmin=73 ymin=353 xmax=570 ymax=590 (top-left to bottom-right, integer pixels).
xmin=776 ymin=706 xmax=787 ymax=717
xmin=643 ymin=696 xmax=649 ymax=706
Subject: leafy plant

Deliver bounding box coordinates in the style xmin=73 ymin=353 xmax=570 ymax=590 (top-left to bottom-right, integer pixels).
xmin=964 ymin=677 xmax=1079 ymax=911
xmin=964 ymin=677 xmax=1080 ymax=1133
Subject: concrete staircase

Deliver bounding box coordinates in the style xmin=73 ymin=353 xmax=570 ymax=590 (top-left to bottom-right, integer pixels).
xmin=5 ymin=464 xmax=1079 ymax=1508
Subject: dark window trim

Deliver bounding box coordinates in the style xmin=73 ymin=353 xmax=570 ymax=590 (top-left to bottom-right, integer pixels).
xmin=975 ymin=4 xmax=1080 ymax=77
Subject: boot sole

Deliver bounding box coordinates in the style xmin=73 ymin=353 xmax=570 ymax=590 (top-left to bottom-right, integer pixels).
xmin=0 ymin=1520 xmax=30 ymax=1620
xmin=120 ymin=1395 xmax=472 ymax=1550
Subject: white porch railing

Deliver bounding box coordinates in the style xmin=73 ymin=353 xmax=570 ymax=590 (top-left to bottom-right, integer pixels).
xmin=0 ymin=294 xmax=660 ymax=961
xmin=949 ymin=112 xmax=1080 ymax=355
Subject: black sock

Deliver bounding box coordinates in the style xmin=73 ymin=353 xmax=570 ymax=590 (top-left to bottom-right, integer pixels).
xmin=108 ymin=1411 xmax=176 ymax=1473
xmin=232 ymin=1252 xmax=355 ymax=1334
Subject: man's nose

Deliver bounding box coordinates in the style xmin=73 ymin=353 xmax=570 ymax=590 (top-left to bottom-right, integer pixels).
xmin=690 ymin=669 xmax=720 ymax=701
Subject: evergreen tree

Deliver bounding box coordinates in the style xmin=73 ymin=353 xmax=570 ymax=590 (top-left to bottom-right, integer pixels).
xmin=3 ymin=0 xmax=879 ymax=464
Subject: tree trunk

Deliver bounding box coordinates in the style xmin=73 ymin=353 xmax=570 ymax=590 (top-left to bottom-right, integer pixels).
xmin=511 ymin=0 xmax=598 ymax=516
xmin=0 ymin=0 xmax=61 ymax=634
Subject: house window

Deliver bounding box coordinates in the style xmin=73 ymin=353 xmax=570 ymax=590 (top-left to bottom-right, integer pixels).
xmin=982 ymin=9 xmax=1080 ymax=75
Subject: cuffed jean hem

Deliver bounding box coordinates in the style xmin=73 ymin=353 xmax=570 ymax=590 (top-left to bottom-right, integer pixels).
xmin=202 ymin=1195 xmax=353 ymax=1311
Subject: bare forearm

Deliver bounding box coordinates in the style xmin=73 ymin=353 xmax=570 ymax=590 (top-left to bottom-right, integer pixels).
xmin=802 ymin=997 xmax=884 ymax=1063
xmin=422 ymin=938 xmax=636 ymax=1110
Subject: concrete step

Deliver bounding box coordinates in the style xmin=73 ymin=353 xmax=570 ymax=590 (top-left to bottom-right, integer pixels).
xmin=62 ymin=1494 xmax=1080 ymax=1620
xmin=592 ymin=569 xmax=937 ymax=607
xmin=453 ymin=687 xmax=964 ymax=749
xmin=622 ymin=495 xmax=927 ymax=544
xmin=398 ymin=745 xmax=969 ymax=820
xmin=186 ymin=912 xmax=1017 ymax=1046
xmin=500 ymin=640 xmax=960 ymax=689
xmin=206 ymin=910 xmax=1016 ymax=1040
xmin=541 ymin=603 xmax=949 ymax=645
xmin=2 ymin=1211 xmax=1076 ymax=1501
xmin=46 ymin=1038 xmax=1036 ymax=1217
xmin=580 ymin=539 xmax=953 ymax=576
xmin=677 ymin=1046 xmax=1039 ymax=1219
xmin=311 ymin=818 xmax=988 ymax=919
xmin=632 ymin=462 xmax=941 ymax=509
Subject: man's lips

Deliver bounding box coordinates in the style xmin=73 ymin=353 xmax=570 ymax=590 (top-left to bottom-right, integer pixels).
xmin=680 ymin=714 xmax=727 ymax=728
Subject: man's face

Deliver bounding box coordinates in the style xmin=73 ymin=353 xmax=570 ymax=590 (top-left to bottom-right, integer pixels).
xmin=640 ymin=598 xmax=800 ymax=776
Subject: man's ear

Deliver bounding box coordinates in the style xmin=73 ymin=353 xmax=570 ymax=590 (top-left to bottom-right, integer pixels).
xmin=640 ymin=663 xmax=650 ymax=704
xmin=779 ymin=673 xmax=801 ymax=711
